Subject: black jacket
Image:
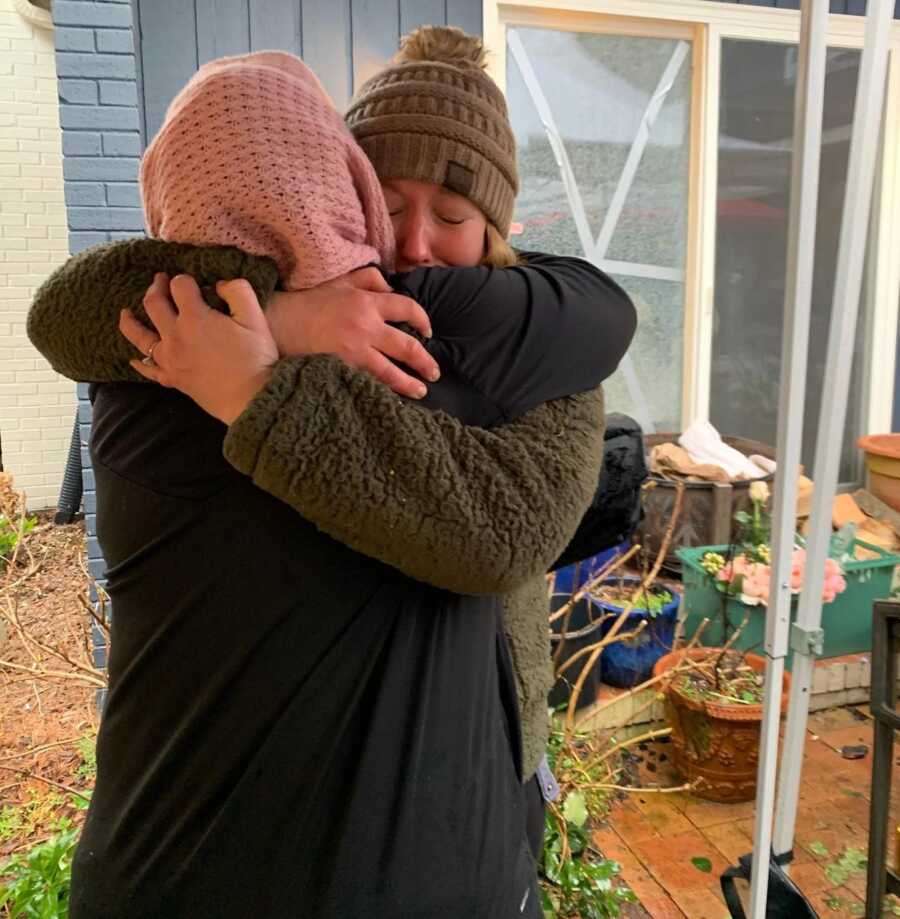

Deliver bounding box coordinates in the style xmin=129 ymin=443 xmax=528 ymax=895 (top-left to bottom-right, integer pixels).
xmin=28 ymin=241 xmax=636 ymax=917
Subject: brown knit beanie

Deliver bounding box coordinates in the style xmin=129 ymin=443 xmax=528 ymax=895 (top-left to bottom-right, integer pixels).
xmin=345 ymin=26 xmax=518 ymax=238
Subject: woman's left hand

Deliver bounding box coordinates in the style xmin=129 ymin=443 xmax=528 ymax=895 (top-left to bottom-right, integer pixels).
xmin=120 ymin=272 xmax=279 ymax=425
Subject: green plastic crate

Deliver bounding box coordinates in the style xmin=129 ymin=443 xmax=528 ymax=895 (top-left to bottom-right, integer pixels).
xmin=677 ymin=540 xmax=900 ymax=666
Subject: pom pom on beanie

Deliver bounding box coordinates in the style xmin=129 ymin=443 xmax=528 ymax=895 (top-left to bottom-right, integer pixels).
xmin=345 ymin=26 xmax=518 ymax=238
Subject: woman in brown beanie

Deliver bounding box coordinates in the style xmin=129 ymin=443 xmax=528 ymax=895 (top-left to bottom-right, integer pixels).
xmin=28 ymin=34 xmax=636 ymax=919
xmin=345 ymin=23 xmax=611 ymax=862
xmin=345 ymin=26 xmax=522 ymax=272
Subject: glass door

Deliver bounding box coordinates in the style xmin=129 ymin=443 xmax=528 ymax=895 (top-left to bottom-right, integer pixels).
xmin=711 ymin=40 xmax=867 ymax=482
xmin=506 ymin=24 xmax=695 ymax=434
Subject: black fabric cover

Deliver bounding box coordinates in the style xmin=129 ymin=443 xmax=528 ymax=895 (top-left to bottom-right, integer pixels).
xmin=720 ymin=852 xmax=819 ymax=919
xmin=553 ymin=413 xmax=647 ymax=570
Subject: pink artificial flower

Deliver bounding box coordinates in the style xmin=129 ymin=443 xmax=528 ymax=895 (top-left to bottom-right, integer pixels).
xmin=717 ymin=547 xmax=845 ymax=606
xmin=732 ymin=556 xmax=753 ymax=577
xmin=822 ymin=572 xmax=846 ymax=603
xmin=743 ymin=563 xmax=771 ymax=603
xmin=823 ymin=558 xmax=842 ymax=578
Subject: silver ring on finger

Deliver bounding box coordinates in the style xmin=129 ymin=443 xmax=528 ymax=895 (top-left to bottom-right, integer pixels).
xmin=142 ymin=341 xmax=159 ymax=367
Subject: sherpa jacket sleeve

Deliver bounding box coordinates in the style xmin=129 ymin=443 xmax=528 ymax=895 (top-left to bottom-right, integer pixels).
xmin=223 ymin=354 xmax=605 ymax=596
xmin=27 ymin=240 xmax=281 ymax=384
xmin=27 ymin=239 xmax=607 ymax=592
xmin=27 ymin=240 xmax=636 ymax=412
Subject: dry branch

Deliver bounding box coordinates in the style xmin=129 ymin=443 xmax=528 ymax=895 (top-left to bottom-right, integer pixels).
xmin=0 ymin=764 xmax=91 ymax=802
xmin=0 ymin=597 xmax=106 ymax=687
xmin=548 ymin=543 xmax=641 ymax=625
xmin=0 ymin=480 xmax=107 ymax=693
xmin=584 ymin=780 xmax=695 ymax=795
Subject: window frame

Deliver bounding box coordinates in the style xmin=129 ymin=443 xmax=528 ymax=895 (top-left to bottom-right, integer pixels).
xmin=485 ymin=0 xmax=900 ymax=443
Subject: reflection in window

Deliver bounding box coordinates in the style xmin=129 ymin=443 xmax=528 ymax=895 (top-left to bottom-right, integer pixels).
xmin=507 ymin=27 xmax=692 ymax=432
xmin=711 ymin=40 xmax=867 ymax=482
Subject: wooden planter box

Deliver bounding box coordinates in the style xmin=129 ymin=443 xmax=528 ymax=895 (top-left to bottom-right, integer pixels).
xmin=638 ymin=434 xmax=775 ymax=574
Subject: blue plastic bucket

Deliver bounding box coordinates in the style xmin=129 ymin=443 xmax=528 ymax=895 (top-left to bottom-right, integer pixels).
xmin=553 ymin=543 xmax=630 ymax=596
xmin=590 ymin=577 xmax=681 ymax=688
xmin=548 ymin=544 xmax=631 ymax=710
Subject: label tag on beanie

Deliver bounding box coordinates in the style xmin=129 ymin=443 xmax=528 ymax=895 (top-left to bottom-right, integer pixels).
xmin=444 ymin=161 xmax=474 ymax=198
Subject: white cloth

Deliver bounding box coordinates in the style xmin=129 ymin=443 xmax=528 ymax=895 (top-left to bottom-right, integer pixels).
xmin=750 ymin=454 xmax=777 ymax=475
xmin=678 ymin=420 xmax=769 ymax=480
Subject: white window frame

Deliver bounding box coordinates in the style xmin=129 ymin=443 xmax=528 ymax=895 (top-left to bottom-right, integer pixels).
xmin=485 ymin=0 xmax=900 ymax=438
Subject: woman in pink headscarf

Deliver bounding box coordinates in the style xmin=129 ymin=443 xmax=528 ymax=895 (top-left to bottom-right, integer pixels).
xmin=29 ymin=49 xmax=635 ymax=917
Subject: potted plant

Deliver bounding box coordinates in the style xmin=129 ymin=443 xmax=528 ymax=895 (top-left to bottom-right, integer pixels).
xmin=652 ymin=646 xmax=790 ymax=802
xmin=587 ymin=576 xmax=680 ymax=688
xmin=652 ymin=480 xmax=800 ymax=802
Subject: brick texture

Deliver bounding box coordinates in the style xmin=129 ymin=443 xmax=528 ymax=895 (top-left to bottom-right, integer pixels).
xmin=50 ymin=0 xmax=143 ymax=589
xmin=0 ymin=0 xmax=76 ymax=511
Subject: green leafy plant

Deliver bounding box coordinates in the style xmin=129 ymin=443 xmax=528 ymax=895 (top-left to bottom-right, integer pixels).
xmin=824 ymin=846 xmax=867 ymax=886
xmin=691 ymin=856 xmax=712 ymax=873
xmin=74 ymin=736 xmax=97 ymax=784
xmin=671 ymin=649 xmax=765 ymax=706
xmin=0 ymin=791 xmax=64 ymax=845
xmin=631 ymin=589 xmax=673 ymax=618
xmin=540 ymin=734 xmax=636 ymax=919
xmin=0 ymin=808 xmax=23 ymax=845
xmin=823 ymin=893 xmax=864 ymax=915
xmin=0 ymin=819 xmax=79 ymax=918
xmin=541 ymin=805 xmax=636 ymax=919
xmin=0 ymin=514 xmax=36 ymax=566
xmin=589 ymin=583 xmax=673 ymax=619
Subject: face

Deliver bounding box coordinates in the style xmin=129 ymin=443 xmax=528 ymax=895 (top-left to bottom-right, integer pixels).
xmin=382 ymin=179 xmax=488 ymax=271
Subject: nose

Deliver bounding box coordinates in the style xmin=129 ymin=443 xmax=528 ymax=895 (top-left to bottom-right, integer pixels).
xmin=395 ymin=212 xmax=432 ymax=268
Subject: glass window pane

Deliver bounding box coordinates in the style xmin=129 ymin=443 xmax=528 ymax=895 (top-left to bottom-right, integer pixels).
xmin=507 ymin=27 xmax=692 ymax=432
xmin=711 ymin=40 xmax=867 ymax=482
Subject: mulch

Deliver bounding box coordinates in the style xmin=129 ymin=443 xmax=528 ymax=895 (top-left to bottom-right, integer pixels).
xmin=0 ymin=512 xmax=97 ymax=859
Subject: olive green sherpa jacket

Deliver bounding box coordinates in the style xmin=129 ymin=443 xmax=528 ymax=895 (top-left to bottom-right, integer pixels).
xmin=28 ymin=240 xmax=606 ymax=779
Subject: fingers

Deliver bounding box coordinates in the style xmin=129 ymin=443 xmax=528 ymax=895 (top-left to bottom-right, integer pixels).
xmin=377 ymin=326 xmax=440 ymax=383
xmin=128 ymin=358 xmax=169 ymax=386
xmin=362 ymin=350 xmax=428 ymax=400
xmin=169 ymin=273 xmax=211 ymax=324
xmin=142 ymin=273 xmax=178 ymax=338
xmin=377 ymin=293 xmax=432 ymax=340
xmin=119 ymin=308 xmax=160 ymax=357
xmin=216 ymin=279 xmax=269 ymax=335
xmin=346 ymin=266 xmax=392 ymax=293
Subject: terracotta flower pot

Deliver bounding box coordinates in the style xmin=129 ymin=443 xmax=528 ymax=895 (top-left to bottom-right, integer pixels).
xmin=858 ymin=434 xmax=900 ymax=512
xmin=652 ymin=648 xmax=791 ymax=803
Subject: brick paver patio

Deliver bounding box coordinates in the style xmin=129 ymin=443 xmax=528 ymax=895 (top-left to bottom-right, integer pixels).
xmin=595 ymin=705 xmax=897 ymax=918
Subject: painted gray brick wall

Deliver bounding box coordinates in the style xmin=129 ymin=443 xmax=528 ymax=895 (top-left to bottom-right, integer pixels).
xmin=55 ymin=0 xmax=144 ymax=610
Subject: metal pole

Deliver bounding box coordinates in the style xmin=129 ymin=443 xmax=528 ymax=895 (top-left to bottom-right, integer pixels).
xmin=865 ymin=602 xmax=900 ymax=917
xmin=772 ymin=0 xmax=894 ymax=862
xmin=748 ymin=3 xmax=829 ymax=914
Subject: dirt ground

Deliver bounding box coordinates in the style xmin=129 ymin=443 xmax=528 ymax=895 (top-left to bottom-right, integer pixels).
xmin=0 ymin=512 xmax=97 ymax=859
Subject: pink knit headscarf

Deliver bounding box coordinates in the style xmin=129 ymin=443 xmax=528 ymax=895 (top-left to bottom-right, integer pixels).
xmin=140 ymin=51 xmax=395 ymax=290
